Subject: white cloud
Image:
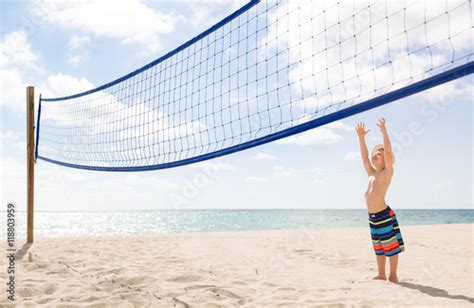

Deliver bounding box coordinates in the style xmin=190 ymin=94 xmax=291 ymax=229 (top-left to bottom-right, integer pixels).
xmin=253 ymin=152 xmax=277 ymax=160
xmin=187 ymin=0 xmax=247 ymax=28
xmin=67 ymin=35 xmax=91 ymax=66
xmin=46 ymin=73 xmax=94 ymax=97
xmin=0 ymin=31 xmax=43 ymax=112
xmin=276 ymin=128 xmax=342 ymax=146
xmin=0 ymin=68 xmax=27 ymax=112
xmin=0 ymin=31 xmax=95 ymax=113
xmin=190 ymin=159 xmax=235 ymax=173
xmin=0 ymin=31 xmax=38 ymax=68
xmin=68 ymin=35 xmax=90 ymax=50
xmin=0 ymin=67 xmax=95 ymax=116
xmin=272 ymin=165 xmax=297 ymax=177
xmin=66 ymin=54 xmax=88 ymax=66
xmin=245 ymin=176 xmax=268 ymax=183
xmin=344 ymin=151 xmax=361 ymax=161
xmin=326 ymin=121 xmax=353 ymax=132
xmin=420 ymin=79 xmax=473 ymax=103
xmin=34 ymin=0 xmax=180 ymax=54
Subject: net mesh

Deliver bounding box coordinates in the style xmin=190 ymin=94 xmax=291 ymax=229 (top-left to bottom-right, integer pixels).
xmin=37 ymin=0 xmax=473 ymax=171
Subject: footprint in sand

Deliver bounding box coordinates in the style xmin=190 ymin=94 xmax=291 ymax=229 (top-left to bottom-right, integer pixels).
xmin=40 ymin=282 xmax=58 ymax=295
xmin=166 ymin=274 xmax=203 ymax=283
xmin=96 ymin=267 xmax=126 ymax=276
xmin=172 ymin=297 xmax=190 ymax=308
xmin=26 ymin=263 xmax=48 ymax=271
xmin=16 ymin=286 xmax=43 ymax=298
xmin=185 ymin=284 xmax=217 ymax=290
xmin=36 ymin=297 xmax=55 ymax=304
xmin=127 ymin=275 xmax=155 ymax=286
xmin=262 ymin=281 xmax=277 ymax=287
xmin=95 ymin=280 xmax=116 ymax=292
xmin=293 ymin=249 xmax=312 ymax=253
xmin=274 ymin=287 xmax=296 ymax=293
xmin=208 ymin=288 xmax=242 ymax=299
xmin=113 ymin=275 xmax=155 ymax=286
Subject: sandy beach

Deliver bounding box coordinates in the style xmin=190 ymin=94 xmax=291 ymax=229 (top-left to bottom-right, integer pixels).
xmin=1 ymin=223 xmax=472 ymax=307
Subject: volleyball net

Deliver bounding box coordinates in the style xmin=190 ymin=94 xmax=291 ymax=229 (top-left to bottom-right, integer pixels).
xmin=36 ymin=0 xmax=473 ymax=171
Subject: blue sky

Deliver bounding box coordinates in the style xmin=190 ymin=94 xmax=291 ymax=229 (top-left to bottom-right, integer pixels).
xmin=1 ymin=0 xmax=472 ymax=211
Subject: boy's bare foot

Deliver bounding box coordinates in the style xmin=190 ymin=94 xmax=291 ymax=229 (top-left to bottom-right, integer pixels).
xmin=373 ymin=275 xmax=386 ymax=280
xmin=388 ymin=275 xmax=399 ymax=283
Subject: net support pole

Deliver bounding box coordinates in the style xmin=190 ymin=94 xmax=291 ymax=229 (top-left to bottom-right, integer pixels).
xmin=26 ymin=86 xmax=35 ymax=243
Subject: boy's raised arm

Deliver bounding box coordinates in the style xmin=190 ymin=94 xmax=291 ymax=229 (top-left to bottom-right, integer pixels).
xmin=355 ymin=122 xmax=375 ymax=176
xmin=377 ymin=117 xmax=394 ymax=171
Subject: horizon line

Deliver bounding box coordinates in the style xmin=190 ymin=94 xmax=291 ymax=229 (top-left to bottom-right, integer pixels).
xmin=4 ymin=208 xmax=473 ymax=213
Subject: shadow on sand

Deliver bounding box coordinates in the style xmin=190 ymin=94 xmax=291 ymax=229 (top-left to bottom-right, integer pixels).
xmin=15 ymin=242 xmax=32 ymax=261
xmin=398 ymin=282 xmax=474 ymax=304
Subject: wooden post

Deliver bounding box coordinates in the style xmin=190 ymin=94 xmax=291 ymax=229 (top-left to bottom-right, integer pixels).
xmin=27 ymin=86 xmax=35 ymax=243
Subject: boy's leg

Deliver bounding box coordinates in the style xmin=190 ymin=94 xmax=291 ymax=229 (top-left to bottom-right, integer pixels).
xmin=388 ymin=254 xmax=399 ymax=283
xmin=374 ymin=255 xmax=386 ymax=279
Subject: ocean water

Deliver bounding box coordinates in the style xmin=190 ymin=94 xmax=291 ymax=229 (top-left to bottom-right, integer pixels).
xmin=1 ymin=209 xmax=472 ymax=239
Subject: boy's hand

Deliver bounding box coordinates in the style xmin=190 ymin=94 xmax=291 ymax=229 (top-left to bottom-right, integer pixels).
xmin=355 ymin=122 xmax=370 ymax=138
xmin=377 ymin=117 xmax=387 ymax=132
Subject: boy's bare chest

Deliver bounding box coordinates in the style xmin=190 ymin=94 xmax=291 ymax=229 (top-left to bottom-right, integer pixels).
xmin=367 ymin=174 xmax=390 ymax=192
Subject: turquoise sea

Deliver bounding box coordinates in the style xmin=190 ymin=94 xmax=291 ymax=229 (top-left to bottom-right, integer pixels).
xmin=2 ymin=209 xmax=473 ymax=239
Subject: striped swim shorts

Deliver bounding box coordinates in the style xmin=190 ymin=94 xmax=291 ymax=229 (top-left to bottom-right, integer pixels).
xmin=368 ymin=206 xmax=405 ymax=257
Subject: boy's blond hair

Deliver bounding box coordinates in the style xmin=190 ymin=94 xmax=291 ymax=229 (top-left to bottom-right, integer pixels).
xmin=371 ymin=144 xmax=395 ymax=164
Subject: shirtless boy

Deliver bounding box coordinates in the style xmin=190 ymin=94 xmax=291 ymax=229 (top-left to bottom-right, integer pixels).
xmin=355 ymin=117 xmax=404 ymax=283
